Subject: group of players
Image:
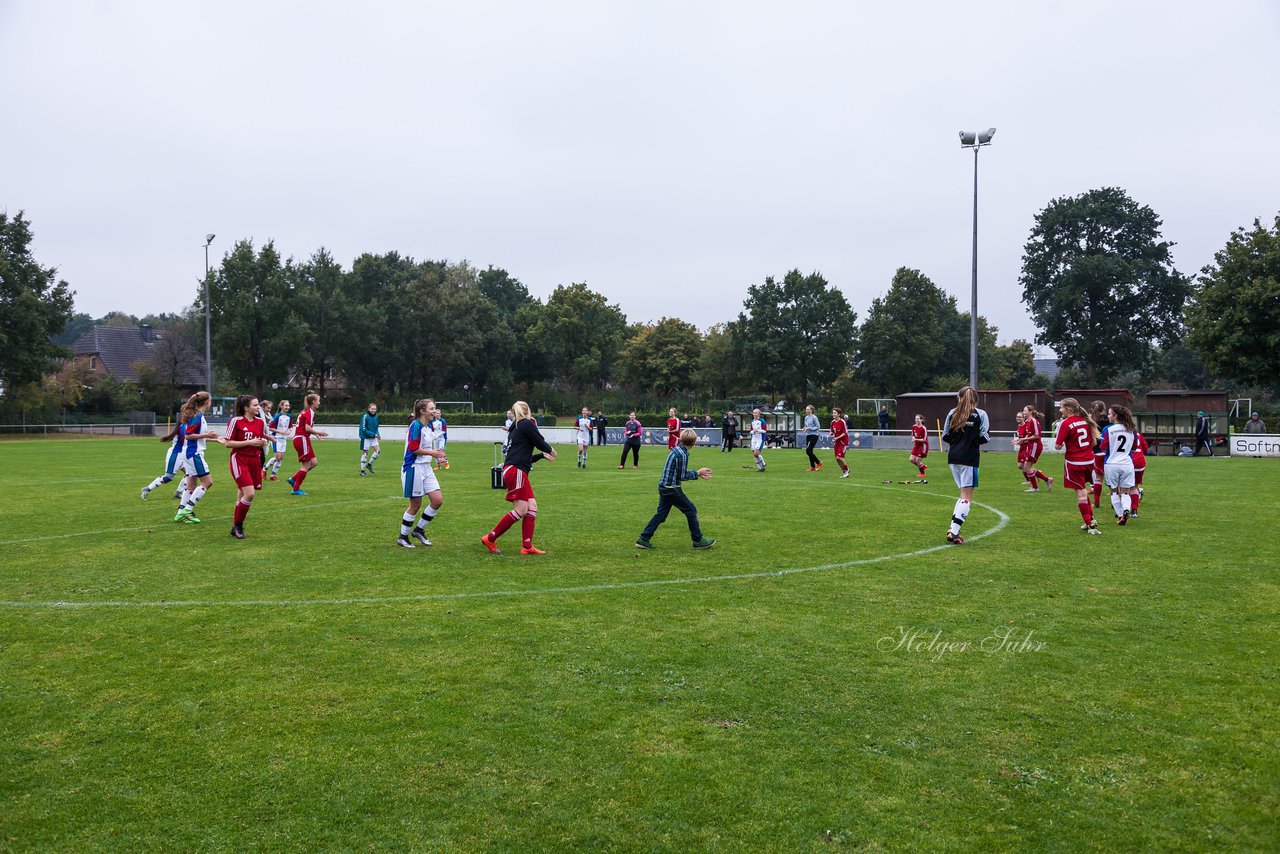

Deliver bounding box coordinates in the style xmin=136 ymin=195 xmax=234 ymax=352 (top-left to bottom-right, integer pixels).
xmin=936 ymin=387 xmax=1150 ymax=545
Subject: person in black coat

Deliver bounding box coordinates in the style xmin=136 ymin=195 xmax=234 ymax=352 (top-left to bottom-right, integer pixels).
xmin=594 ymin=410 xmax=607 ymax=446
xmin=721 ymin=410 xmax=738 ymax=453
xmin=1194 ymin=411 xmax=1215 ymax=457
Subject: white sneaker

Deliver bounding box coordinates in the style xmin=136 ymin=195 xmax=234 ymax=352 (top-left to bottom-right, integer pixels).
xmin=411 ymin=530 xmax=432 ymax=547
xmin=396 ymin=535 xmax=416 ymax=549
xmin=141 ymin=487 xmax=150 ymax=500
xmin=1025 ymin=487 xmax=1039 ymax=493
xmin=840 ymin=471 xmax=849 ymax=478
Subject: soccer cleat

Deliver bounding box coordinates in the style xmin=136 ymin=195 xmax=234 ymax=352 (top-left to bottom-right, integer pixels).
xmin=1025 ymin=487 xmax=1039 ymax=493
xmin=411 ymin=530 xmax=432 ymax=547
xmin=692 ymin=537 xmax=717 ymax=549
xmin=520 ymin=545 xmax=546 ymax=555
xmin=806 ymin=466 xmax=815 ymax=472
xmin=946 ymin=531 xmax=964 ymax=545
xmin=291 ymin=489 xmax=307 ymax=496
xmin=1086 ymin=523 xmax=1102 ymax=535
xmin=815 ymin=462 xmax=823 ymax=471
xmin=367 ymin=464 xmax=375 ymax=474
xmin=360 ymin=470 xmax=368 ymax=477
xmin=396 ymin=535 xmax=416 ymax=549
xmin=635 ymin=537 xmax=655 ymax=550
xmin=270 ymin=475 xmax=277 ymax=481
xmin=141 ymin=487 xmax=150 ymax=500
xmin=618 ymin=465 xmax=625 ymax=469
xmin=230 ymin=524 xmax=245 ymax=540
xmin=1118 ymin=509 xmax=1130 ymax=526
xmin=1046 ymin=477 xmax=1054 ymax=492
xmin=287 ymin=476 xmax=296 ymax=490
xmin=173 ymin=490 xmax=183 ymax=500
xmin=443 ymin=461 xmax=449 ymax=470
xmin=480 ymin=533 xmax=501 ymax=554
xmin=173 ymin=508 xmax=190 ymax=523
xmin=184 ymin=513 xmax=201 ymax=524
xmin=841 ymin=470 xmax=850 ymax=478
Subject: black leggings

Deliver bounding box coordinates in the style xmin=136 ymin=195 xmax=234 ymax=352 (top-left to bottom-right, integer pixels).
xmin=805 ymin=435 xmax=820 ymax=467
xmin=620 ymin=441 xmax=640 ymax=466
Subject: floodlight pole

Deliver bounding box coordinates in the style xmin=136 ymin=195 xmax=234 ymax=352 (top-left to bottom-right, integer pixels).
xmin=959 ymin=129 xmax=994 ymax=390
xmin=203 ymin=235 xmax=215 ymax=395
xmin=969 ymin=144 xmax=979 ymax=390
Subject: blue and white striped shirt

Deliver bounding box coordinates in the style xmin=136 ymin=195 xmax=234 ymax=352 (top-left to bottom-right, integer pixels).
xmin=658 ymin=444 xmax=698 ymax=489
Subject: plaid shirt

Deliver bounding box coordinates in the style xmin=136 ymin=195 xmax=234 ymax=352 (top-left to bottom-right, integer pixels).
xmin=658 ymin=444 xmax=698 ymax=489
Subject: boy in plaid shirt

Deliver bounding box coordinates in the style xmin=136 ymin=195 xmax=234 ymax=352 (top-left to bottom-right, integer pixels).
xmin=635 ymin=429 xmax=716 ymax=550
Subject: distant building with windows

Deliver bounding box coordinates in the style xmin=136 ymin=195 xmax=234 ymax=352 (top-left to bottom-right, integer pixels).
xmin=69 ymin=324 xmax=204 ymax=388
xmin=1033 ymin=357 xmax=1060 ymax=382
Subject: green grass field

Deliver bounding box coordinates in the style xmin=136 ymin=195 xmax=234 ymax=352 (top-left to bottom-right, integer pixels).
xmin=1 ymin=437 xmax=1276 ymax=851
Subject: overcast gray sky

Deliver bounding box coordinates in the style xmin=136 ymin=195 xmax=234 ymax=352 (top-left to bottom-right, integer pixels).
xmin=4 ymin=0 xmax=1278 ymax=350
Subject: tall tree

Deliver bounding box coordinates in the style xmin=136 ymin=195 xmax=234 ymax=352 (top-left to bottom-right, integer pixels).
xmin=694 ymin=323 xmax=741 ymax=400
xmin=340 ymin=252 xmax=429 ymax=396
xmin=733 ymin=269 xmax=857 ymax=405
xmin=1020 ymin=187 xmax=1190 ymax=385
xmin=204 ymin=239 xmax=303 ymax=394
xmin=290 ymin=247 xmax=349 ymax=397
xmin=856 ymin=267 xmax=953 ymax=395
xmin=0 ymin=211 xmax=75 ymax=391
xmin=525 ymin=283 xmax=627 ymax=391
xmin=1185 ymin=215 xmax=1280 ymax=388
xmin=618 ymin=317 xmax=702 ymax=397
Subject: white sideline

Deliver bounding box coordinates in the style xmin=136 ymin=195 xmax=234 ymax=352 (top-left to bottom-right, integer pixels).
xmin=0 ymin=493 xmax=1010 ymax=609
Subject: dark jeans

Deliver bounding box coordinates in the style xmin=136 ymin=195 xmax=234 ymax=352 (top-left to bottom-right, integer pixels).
xmin=620 ymin=440 xmax=640 ymax=466
xmin=805 ymin=434 xmax=820 ymax=466
xmin=596 ymin=428 xmax=607 ymax=446
xmin=1194 ymin=437 xmax=1214 ymax=456
xmin=721 ymin=433 xmax=734 ymax=452
xmin=641 ymin=486 xmax=702 ymax=541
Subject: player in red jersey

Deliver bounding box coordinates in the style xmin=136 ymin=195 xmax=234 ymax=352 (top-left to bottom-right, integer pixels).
xmin=666 ymin=408 xmax=680 ymax=450
xmin=1017 ymin=405 xmax=1052 ymax=492
xmin=223 ymin=394 xmax=272 ymax=539
xmin=289 ymin=391 xmax=329 ymax=496
xmin=909 ymin=414 xmax=929 ymax=477
xmin=830 ymin=407 xmax=850 ymax=478
xmin=1013 ymin=411 xmax=1028 ymax=480
xmin=1130 ymin=429 xmax=1148 ymax=518
xmin=1089 ymin=400 xmax=1110 ymax=508
xmin=1054 ymin=397 xmax=1102 ymax=535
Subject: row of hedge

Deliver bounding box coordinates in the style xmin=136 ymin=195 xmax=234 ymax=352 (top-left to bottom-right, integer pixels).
xmin=311 ymin=409 xmax=888 ymax=431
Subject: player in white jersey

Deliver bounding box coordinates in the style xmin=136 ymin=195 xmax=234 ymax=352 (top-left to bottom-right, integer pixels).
xmin=429 ymin=413 xmax=448 ymax=470
xmin=398 ymin=398 xmax=445 ymax=548
xmin=1101 ymin=404 xmax=1138 ymax=525
xmin=174 ymin=391 xmax=221 ymax=524
xmin=141 ymin=419 xmax=188 ymax=500
xmin=575 ymin=406 xmax=593 ymax=468
xmin=749 ymin=408 xmax=767 ymax=471
xmin=265 ymin=399 xmax=292 ymax=481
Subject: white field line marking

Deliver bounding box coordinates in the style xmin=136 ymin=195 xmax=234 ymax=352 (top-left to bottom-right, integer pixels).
xmin=0 ymin=495 xmax=1009 ymax=609
xmin=0 ymin=495 xmax=401 ymax=545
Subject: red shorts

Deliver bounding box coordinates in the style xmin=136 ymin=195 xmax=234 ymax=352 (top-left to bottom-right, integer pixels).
xmin=293 ymin=435 xmax=315 ymax=463
xmin=912 ymin=442 xmax=928 ymax=459
xmin=834 ymin=441 xmax=848 ymax=459
xmin=1016 ymin=445 xmax=1028 ymax=464
xmin=668 ymin=436 xmax=678 ymax=450
xmin=502 ymin=464 xmax=535 ymax=502
xmin=1025 ymin=442 xmax=1042 ymax=463
xmin=230 ymin=454 xmax=263 ymax=489
xmin=1063 ymin=461 xmax=1095 ymax=491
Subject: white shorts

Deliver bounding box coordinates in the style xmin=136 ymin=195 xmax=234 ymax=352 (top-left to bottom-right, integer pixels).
xmin=183 ymin=453 xmax=209 ymax=478
xmin=949 ymin=464 xmax=979 ymax=489
xmin=402 ymin=466 xmax=441 ymax=498
xmin=750 ymin=435 xmax=764 ymax=452
xmin=164 ymin=444 xmax=187 ymax=475
xmin=1105 ymin=461 xmax=1136 ymax=489
xmin=361 ymin=437 xmax=380 ymax=451
xmin=274 ymin=439 xmax=288 ymax=454
xmin=577 ymin=433 xmax=591 ymax=446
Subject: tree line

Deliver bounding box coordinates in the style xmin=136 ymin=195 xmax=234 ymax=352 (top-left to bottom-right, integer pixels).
xmin=2 ymin=193 xmax=1279 ymax=422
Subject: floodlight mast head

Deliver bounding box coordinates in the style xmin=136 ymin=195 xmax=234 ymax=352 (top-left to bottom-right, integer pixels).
xmin=959 ymin=128 xmax=996 ymax=148
xmin=205 ymin=233 xmax=216 ymax=245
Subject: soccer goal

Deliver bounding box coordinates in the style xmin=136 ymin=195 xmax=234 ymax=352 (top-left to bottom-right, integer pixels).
xmin=436 ymin=400 xmax=475 ymax=413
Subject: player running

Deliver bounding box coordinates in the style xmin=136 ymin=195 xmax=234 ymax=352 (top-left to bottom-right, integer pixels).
xmin=141 ymin=414 xmax=188 ymax=501
xmin=830 ymin=407 xmax=850 ymax=478
xmin=666 ymin=408 xmax=680 ymax=451
xmin=265 ymin=399 xmax=292 ymax=481
xmin=288 ymin=392 xmax=329 ymax=496
xmin=1017 ymin=405 xmax=1052 ymax=492
xmin=941 ymin=387 xmax=990 ymax=545
xmin=1055 ymin=397 xmax=1102 ymax=535
xmin=749 ymin=408 xmax=767 ymax=472
xmin=174 ymin=391 xmax=220 ymax=524
xmin=481 ymin=400 xmax=558 ymax=555
xmin=1101 ymin=404 xmax=1138 ymax=526
xmin=909 ymin=413 xmax=929 ymax=478
xmin=576 ymin=406 xmax=594 ymax=468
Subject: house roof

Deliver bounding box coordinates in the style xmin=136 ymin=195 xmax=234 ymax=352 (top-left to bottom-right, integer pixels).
xmin=71 ymin=326 xmax=204 ymax=385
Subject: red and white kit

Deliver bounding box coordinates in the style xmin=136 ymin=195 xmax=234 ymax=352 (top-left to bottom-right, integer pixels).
xmin=225 ymin=415 xmax=266 ymax=489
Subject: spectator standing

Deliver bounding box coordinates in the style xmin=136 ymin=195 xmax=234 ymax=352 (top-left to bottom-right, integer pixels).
xmin=878 ymin=405 xmax=891 ymax=436
xmin=595 ymin=410 xmax=608 ymax=445
xmin=721 ymin=410 xmax=738 ymax=453
xmin=1194 ymin=410 xmax=1215 ymax=457
xmin=802 ymin=404 xmax=822 ymax=471
xmin=1244 ymin=412 xmax=1267 ymax=434
xmin=619 ymin=411 xmax=643 ymax=468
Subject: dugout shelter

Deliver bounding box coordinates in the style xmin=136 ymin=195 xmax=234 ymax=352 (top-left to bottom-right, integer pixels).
xmin=1138 ymin=389 xmax=1229 ymax=454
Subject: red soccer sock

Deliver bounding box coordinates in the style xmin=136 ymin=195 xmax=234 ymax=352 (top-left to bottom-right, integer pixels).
xmin=1024 ymin=472 xmax=1036 ymax=485
xmin=1130 ymin=491 xmax=1141 ymax=512
xmin=1035 ymin=470 xmax=1049 ymax=483
xmin=293 ymin=470 xmax=308 ymax=488
xmin=234 ymin=498 xmax=251 ymax=525
xmin=1078 ymin=501 xmax=1094 ymax=525
xmin=491 ymin=510 xmax=519 ymax=540
xmin=521 ymin=512 xmax=537 ymax=549
xmin=1092 ymin=482 xmax=1102 ymax=505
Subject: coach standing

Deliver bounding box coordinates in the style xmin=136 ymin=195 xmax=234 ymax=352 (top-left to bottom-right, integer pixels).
xmin=595 ymin=410 xmax=608 ymax=446
xmin=721 ymin=410 xmax=738 ymax=453
xmin=619 ymin=411 xmax=643 ymax=468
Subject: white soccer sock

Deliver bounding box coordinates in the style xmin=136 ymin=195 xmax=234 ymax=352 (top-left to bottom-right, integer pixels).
xmin=145 ymin=475 xmax=167 ymax=492
xmin=416 ymin=507 xmax=437 ymax=531
xmin=371 ymin=449 xmax=379 ymax=461
xmin=400 ymin=512 xmax=415 ymax=536
xmin=188 ymin=485 xmax=207 ymax=507
xmin=1110 ymin=492 xmax=1123 ymax=517
xmin=950 ymin=499 xmax=970 ymax=535
xmin=1120 ymin=493 xmax=1132 ymax=513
